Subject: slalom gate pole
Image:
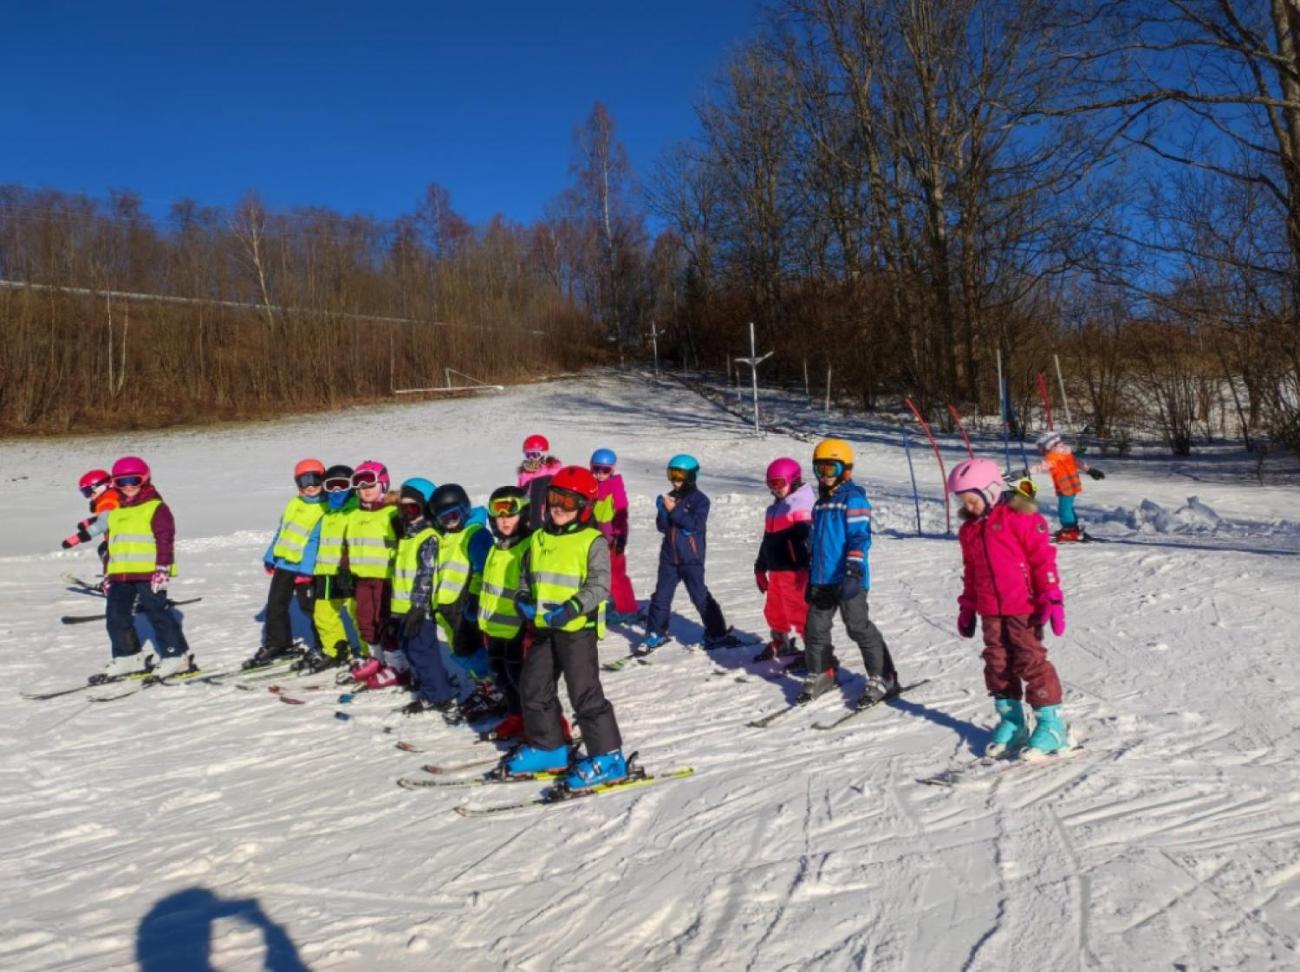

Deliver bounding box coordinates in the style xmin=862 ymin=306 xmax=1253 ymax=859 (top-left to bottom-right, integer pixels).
xmin=1036 ymin=372 xmax=1053 ymax=430
xmin=946 ymin=403 xmax=974 ymax=459
xmin=903 ymin=397 xmax=951 ymax=534
xmin=903 ymin=429 xmax=923 ymax=536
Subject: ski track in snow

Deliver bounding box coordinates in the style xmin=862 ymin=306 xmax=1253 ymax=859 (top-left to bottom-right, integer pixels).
xmin=2 ymin=371 xmax=1299 ymax=970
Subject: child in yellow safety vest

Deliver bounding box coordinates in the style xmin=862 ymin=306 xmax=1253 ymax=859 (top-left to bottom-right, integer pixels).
xmin=344 ymin=460 xmax=405 ymax=687
xmin=304 ymin=464 xmax=364 ymax=672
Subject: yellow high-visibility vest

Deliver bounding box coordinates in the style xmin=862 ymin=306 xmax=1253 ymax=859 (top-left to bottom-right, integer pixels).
xmin=271 ymin=496 xmax=325 ymax=563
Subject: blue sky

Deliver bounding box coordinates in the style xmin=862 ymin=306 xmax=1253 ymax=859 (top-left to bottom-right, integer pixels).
xmin=2 ymin=1 xmax=761 ymax=227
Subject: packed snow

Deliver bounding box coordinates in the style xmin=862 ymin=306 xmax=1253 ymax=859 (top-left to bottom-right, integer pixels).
xmin=1 ymin=370 xmax=1298 ymax=970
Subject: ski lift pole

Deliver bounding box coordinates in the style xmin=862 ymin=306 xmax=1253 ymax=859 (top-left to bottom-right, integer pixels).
xmin=903 ymin=397 xmax=951 ymax=534
xmin=903 ymin=429 xmax=923 ymax=536
xmin=735 ymin=320 xmax=773 ymax=436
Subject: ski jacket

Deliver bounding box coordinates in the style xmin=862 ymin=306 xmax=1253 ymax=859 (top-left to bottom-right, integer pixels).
xmin=263 ymin=494 xmax=325 ymax=575
xmin=91 ymin=489 xmax=121 ymax=515
xmin=102 ymin=484 xmax=176 ymax=582
xmin=1032 ymin=450 xmax=1084 ymax=497
xmin=756 ymin=482 xmax=814 ymax=573
xmin=520 ymin=522 xmax=611 ymax=634
xmin=517 ymin=457 xmax=563 ymax=489
xmin=655 ymin=484 xmax=709 ymax=567
xmin=957 ymin=494 xmax=1061 ymax=616
xmin=810 ymin=479 xmax=872 ymax=587
xmin=592 ymin=473 xmax=630 ymax=546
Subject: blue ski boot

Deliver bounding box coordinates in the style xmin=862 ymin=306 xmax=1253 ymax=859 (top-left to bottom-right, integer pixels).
xmin=636 ymin=631 xmax=671 ymax=655
xmin=1022 ymin=705 xmax=1070 ymax=761
xmin=985 ymin=697 xmax=1030 ymax=758
xmin=504 ymin=744 xmax=570 ymax=776
xmin=562 ymin=750 xmax=628 ymax=791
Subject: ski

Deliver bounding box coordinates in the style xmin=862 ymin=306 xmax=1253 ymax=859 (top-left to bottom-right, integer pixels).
xmin=398 ymin=768 xmax=563 ymax=790
xmin=811 ymin=678 xmax=933 ymax=730
xmin=88 ymin=665 xmax=210 ymax=701
xmin=454 ymin=767 xmax=696 ymax=817
xmin=21 ymin=666 xmax=158 ymax=701
xmin=917 ymin=743 xmax=1086 ymax=788
xmin=417 ymin=754 xmax=503 ymax=774
xmin=60 ymin=597 xmax=203 ymax=624
xmin=62 ymin=573 xmax=105 ymax=597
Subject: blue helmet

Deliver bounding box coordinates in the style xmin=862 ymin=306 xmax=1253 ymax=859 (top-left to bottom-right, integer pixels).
xmin=400 ymin=477 xmax=437 ymax=506
xmin=667 ymin=454 xmax=699 ymax=483
xmin=590 ymin=448 xmax=617 ymax=467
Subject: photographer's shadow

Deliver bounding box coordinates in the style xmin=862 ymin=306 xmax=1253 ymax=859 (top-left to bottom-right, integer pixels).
xmin=136 ymin=887 xmax=308 ymax=971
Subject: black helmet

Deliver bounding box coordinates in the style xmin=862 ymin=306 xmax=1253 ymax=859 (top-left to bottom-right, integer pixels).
xmin=487 ymin=485 xmax=530 ymax=538
xmin=323 ymin=464 xmax=354 ymax=495
xmin=430 ymin=483 xmax=472 ymax=530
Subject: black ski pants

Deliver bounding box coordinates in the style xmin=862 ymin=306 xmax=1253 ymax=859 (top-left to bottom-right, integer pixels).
xmin=487 ymin=631 xmax=527 ymax=717
xmin=804 ymin=587 xmax=894 ymax=680
xmin=519 ymin=626 xmax=621 ymax=755
xmin=264 ymin=568 xmax=316 ymax=650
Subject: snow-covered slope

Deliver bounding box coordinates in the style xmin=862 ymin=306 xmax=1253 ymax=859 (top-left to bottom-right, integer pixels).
xmin=2 ymin=371 xmax=1297 ymax=970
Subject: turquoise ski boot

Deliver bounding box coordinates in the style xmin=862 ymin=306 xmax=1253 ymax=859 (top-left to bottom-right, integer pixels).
xmin=985 ymin=697 xmax=1030 ymax=759
xmin=1022 ymin=704 xmax=1071 ymax=761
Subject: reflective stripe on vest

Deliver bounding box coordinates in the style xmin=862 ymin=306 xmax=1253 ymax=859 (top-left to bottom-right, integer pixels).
xmin=107 ymin=500 xmax=174 ymax=576
xmin=346 ymin=507 xmax=398 ymax=579
xmin=313 ymin=503 xmax=356 ymax=575
xmin=528 ymin=526 xmax=605 ymax=635
xmin=478 ymin=541 xmax=528 ymax=638
xmin=271 ymin=496 xmax=325 ymax=563
xmin=392 ymin=526 xmax=436 ymax=614
xmin=434 ymin=523 xmax=484 ymax=606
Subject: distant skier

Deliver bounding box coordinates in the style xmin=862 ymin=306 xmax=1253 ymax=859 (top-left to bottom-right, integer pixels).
xmin=800 ymin=439 xmax=896 ymax=707
xmin=1029 ymin=431 xmax=1105 ymax=542
xmin=517 ymin=434 xmax=563 ymax=532
xmin=641 ymin=454 xmax=738 ymax=651
xmin=753 ymin=457 xmax=813 ymax=664
xmin=243 ymin=459 xmax=325 ymax=669
xmin=948 ymin=457 xmax=1071 ymax=760
xmin=589 ymin=448 xmax=639 ymax=623
xmin=95 ymin=456 xmax=194 ymax=679
xmin=62 ymin=468 xmax=121 ymax=572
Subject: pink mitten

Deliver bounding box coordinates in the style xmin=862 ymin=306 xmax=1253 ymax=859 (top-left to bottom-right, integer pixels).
xmin=957 ymin=605 xmax=976 ymax=638
xmin=1032 ymin=591 xmax=1066 ymax=637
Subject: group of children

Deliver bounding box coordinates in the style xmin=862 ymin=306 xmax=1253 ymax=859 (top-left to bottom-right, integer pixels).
xmin=62 ymin=429 xmax=1101 ymax=783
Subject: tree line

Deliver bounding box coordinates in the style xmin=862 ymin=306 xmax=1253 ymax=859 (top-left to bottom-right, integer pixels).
xmin=3 ymin=0 xmax=1299 ymax=463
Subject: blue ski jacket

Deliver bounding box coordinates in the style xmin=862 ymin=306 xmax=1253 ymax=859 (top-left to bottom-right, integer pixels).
xmin=655 ymin=485 xmax=710 ymax=567
xmin=810 ymin=479 xmax=873 ymax=587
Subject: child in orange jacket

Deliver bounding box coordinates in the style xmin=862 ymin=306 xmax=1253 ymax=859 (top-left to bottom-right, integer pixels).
xmin=1030 ymin=432 xmax=1105 ymax=542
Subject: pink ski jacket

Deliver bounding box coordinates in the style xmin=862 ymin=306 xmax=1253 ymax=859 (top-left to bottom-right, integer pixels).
xmin=957 ymin=495 xmax=1061 ymax=616
xmin=517 ymin=457 xmax=563 ymax=489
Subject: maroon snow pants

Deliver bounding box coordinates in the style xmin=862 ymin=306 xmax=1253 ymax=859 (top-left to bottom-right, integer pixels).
xmin=980 ymin=614 xmax=1062 ymax=707
xmin=354 ymin=577 xmax=393 ymax=649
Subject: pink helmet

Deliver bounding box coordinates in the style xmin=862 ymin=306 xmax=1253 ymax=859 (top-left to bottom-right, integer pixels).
xmin=353 ymin=459 xmax=390 ymax=492
xmin=523 ymin=434 xmax=549 ymax=455
xmin=947 ymin=458 xmax=1006 ymax=508
xmin=765 ymin=457 xmax=802 ymax=488
xmin=111 ymin=455 xmax=151 ymax=482
xmin=78 ymin=469 xmax=112 ymax=492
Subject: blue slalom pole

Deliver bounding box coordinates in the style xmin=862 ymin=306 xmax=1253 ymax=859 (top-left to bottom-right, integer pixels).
xmin=903 ymin=429 xmax=923 ymax=536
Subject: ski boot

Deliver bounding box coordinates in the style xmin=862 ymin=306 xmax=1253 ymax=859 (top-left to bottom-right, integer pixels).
xmin=401 ymin=696 xmax=455 ymax=717
xmin=350 ymin=656 xmax=382 ymax=683
xmin=560 ymin=749 xmax=629 ymax=792
xmin=635 ymin=631 xmax=671 ymax=655
xmin=242 ymin=643 xmax=297 ymax=670
xmin=1054 ymin=526 xmax=1081 ymax=543
xmin=504 ymin=744 xmax=570 ymax=776
xmin=154 ymin=653 xmax=196 ymax=679
xmin=606 ymin=603 xmax=644 ymax=625
xmin=483 ymin=712 xmax=525 ymax=741
xmin=92 ymin=651 xmax=152 ymax=684
xmin=365 ymin=666 xmax=408 ymax=690
xmin=298 ymin=647 xmax=345 ymax=675
xmin=985 ymin=697 xmax=1030 ymax=758
xmin=1021 ymin=705 xmax=1071 ymax=761
xmin=703 ymin=627 xmax=746 ymax=650
xmin=458 ymin=681 xmax=508 ymax=722
xmin=753 ymin=632 xmax=791 ymax=662
xmin=796 ymin=667 xmax=838 ymax=704
xmin=855 ymin=673 xmax=898 ymax=709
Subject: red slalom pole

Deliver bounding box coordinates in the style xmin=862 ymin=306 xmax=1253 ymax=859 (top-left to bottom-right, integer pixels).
xmin=1036 ymin=373 xmax=1054 ymax=430
xmin=946 ymin=403 xmax=974 ymax=459
xmin=904 ymin=397 xmax=951 ymax=534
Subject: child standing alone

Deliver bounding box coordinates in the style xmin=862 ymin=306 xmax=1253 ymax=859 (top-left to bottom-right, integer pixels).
xmin=1030 ymin=432 xmax=1105 ymax=542
xmin=947 ymin=457 xmax=1072 ymax=760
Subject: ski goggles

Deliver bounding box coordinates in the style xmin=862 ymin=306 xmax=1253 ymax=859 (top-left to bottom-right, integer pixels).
xmin=590 ymin=464 xmax=614 ymax=476
xmin=813 ymin=460 xmax=844 ymax=479
xmin=766 ymin=477 xmax=789 ymax=491
xmin=436 ymin=506 xmax=465 ymax=527
xmin=112 ymin=475 xmax=145 ymax=488
xmin=294 ymin=472 xmax=324 ymax=489
xmin=489 ymin=495 xmax=527 ymax=517
xmin=1012 ymin=477 xmax=1037 ymax=499
xmin=323 ymin=477 xmax=353 ymax=492
xmin=546 ymin=488 xmax=585 ymax=512
xmin=398 ymin=499 xmax=424 ymax=519
xmin=667 ymin=469 xmax=690 ymax=484
xmin=523 ymin=449 xmax=544 ymax=461
xmin=79 ymin=481 xmax=109 ymax=498
xmin=351 ymin=470 xmax=382 ymax=488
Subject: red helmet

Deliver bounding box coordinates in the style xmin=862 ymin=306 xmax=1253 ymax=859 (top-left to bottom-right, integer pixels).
xmin=522 ymin=434 xmax=549 ymax=455
xmin=78 ymin=469 xmax=112 ymax=493
xmin=548 ymin=465 xmax=598 ymax=521
xmin=111 ymin=456 xmax=150 ymax=483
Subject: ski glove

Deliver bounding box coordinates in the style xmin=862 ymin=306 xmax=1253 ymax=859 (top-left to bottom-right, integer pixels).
xmin=402 ymin=610 xmax=426 ymax=639
xmin=543 ymin=598 xmax=581 ymax=628
xmin=839 ymin=562 xmax=864 ymax=602
xmin=150 ymin=569 xmax=170 ymax=595
xmin=1031 ymin=591 xmax=1066 ymax=637
xmin=514 ymin=595 xmax=537 ymax=622
xmin=754 ymin=569 xmax=769 ymax=594
xmin=958 ymin=605 xmax=977 ymax=638
xmin=264 ymin=562 xmax=276 ymax=576
xmin=1088 ymin=468 xmax=1105 ymax=480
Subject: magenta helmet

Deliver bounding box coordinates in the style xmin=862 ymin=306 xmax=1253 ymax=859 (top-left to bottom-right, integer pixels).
xmin=947 ymin=457 xmax=1006 ymax=508
xmin=765 ymin=457 xmax=802 ymax=488
xmin=353 ymin=459 xmax=390 ymax=492
xmin=111 ymin=455 xmax=151 ymax=482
